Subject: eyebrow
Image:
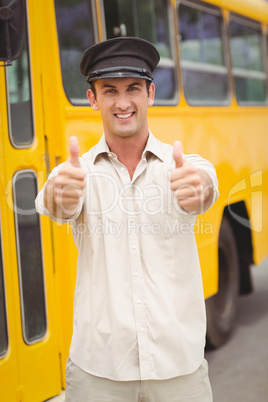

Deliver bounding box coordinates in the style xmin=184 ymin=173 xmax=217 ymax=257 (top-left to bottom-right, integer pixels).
xmin=101 ymin=84 xmax=116 ymax=89
xmin=128 ymin=81 xmax=143 ymax=88
xmin=100 ymin=81 xmax=143 ymax=90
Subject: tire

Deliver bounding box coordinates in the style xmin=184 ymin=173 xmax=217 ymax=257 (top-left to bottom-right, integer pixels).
xmin=206 ymin=216 xmax=239 ymax=348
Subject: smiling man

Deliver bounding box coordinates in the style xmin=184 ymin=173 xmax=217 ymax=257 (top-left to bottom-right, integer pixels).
xmin=87 ymin=77 xmax=155 ymax=181
xmin=35 ymin=37 xmax=218 ymax=402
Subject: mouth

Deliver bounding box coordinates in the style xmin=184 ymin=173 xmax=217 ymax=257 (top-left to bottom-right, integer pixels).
xmin=114 ymin=112 xmax=135 ymax=120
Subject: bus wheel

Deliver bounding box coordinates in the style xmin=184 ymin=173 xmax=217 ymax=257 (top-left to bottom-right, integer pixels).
xmin=206 ymin=216 xmax=239 ymax=348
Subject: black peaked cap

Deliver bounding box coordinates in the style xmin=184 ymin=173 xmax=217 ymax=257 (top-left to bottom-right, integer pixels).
xmin=80 ymin=37 xmax=160 ymax=82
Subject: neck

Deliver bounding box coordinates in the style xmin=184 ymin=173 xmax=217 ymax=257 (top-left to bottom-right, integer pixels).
xmin=106 ymin=132 xmax=149 ymax=179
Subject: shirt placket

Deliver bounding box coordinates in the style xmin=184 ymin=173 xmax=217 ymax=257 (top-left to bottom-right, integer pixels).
xmin=128 ymin=187 xmax=151 ymax=380
xmin=112 ymin=155 xmax=152 ymax=379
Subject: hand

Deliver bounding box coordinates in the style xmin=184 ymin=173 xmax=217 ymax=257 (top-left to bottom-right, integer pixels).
xmin=52 ymin=136 xmax=86 ymax=217
xmin=169 ymin=141 xmax=211 ymax=214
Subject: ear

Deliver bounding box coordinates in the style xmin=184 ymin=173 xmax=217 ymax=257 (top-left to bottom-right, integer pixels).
xmin=87 ymin=89 xmax=99 ymax=111
xmin=148 ymin=83 xmax=155 ymax=107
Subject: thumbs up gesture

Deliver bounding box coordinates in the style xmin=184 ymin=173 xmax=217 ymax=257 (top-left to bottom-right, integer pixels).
xmin=173 ymin=141 xmax=184 ymax=168
xmin=69 ymin=136 xmax=81 ymax=168
xmin=51 ymin=136 xmax=86 ymax=218
xmin=170 ymin=141 xmax=212 ymax=214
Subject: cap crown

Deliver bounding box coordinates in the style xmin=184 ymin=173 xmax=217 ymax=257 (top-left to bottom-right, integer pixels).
xmin=80 ymin=37 xmax=160 ymax=82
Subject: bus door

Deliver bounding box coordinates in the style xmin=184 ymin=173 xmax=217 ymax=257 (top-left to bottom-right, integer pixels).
xmin=0 ymin=1 xmax=62 ymax=401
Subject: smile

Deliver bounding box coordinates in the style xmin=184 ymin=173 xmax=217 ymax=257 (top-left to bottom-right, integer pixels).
xmin=115 ymin=112 xmax=134 ymax=119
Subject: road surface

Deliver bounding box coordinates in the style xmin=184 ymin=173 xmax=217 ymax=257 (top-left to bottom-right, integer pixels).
xmin=206 ymin=258 xmax=268 ymax=402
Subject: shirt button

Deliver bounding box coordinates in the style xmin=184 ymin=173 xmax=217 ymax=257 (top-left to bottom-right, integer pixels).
xmin=137 ymin=299 xmax=142 ymax=304
xmin=134 ymin=271 xmax=139 ymax=277
xmin=108 ymin=153 xmax=113 ymax=157
xmin=120 ymin=167 xmax=125 ymax=172
xmin=140 ymin=326 xmax=145 ymax=332
xmin=131 ymin=245 xmax=136 ymax=250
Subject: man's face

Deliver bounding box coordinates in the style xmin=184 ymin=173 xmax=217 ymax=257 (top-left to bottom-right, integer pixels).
xmin=87 ymin=77 xmax=155 ymax=141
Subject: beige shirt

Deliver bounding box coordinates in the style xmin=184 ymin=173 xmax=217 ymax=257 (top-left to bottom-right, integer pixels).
xmin=35 ymin=132 xmax=219 ymax=381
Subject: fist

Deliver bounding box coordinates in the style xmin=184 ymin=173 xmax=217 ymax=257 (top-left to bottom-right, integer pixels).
xmin=53 ymin=136 xmax=86 ymax=213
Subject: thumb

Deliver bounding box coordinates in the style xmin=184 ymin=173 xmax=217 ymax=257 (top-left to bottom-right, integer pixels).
xmin=69 ymin=136 xmax=80 ymax=167
xmin=173 ymin=141 xmax=183 ymax=168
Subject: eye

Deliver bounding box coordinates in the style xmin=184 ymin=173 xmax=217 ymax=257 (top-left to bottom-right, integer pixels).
xmin=128 ymin=86 xmax=139 ymax=92
xmin=106 ymin=89 xmax=116 ymax=94
xmin=102 ymin=87 xmax=117 ymax=95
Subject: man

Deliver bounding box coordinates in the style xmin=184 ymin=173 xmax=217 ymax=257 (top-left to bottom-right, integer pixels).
xmin=36 ymin=37 xmax=218 ymax=401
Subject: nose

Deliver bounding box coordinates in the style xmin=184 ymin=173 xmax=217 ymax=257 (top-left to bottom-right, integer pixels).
xmin=115 ymin=93 xmax=131 ymax=110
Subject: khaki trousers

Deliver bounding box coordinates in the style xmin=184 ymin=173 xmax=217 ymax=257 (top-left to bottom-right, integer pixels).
xmin=65 ymin=358 xmax=213 ymax=402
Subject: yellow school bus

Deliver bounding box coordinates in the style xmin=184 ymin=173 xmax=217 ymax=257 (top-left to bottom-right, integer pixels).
xmin=0 ymin=0 xmax=268 ymax=400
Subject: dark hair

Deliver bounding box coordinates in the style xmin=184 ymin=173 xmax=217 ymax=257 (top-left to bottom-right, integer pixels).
xmin=90 ymin=80 xmax=152 ymax=100
xmin=90 ymin=81 xmax=97 ymax=98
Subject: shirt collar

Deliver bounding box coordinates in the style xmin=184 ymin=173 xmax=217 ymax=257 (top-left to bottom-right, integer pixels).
xmin=142 ymin=130 xmax=165 ymax=162
xmin=92 ymin=131 xmax=165 ymax=164
xmin=92 ymin=134 xmax=111 ymax=163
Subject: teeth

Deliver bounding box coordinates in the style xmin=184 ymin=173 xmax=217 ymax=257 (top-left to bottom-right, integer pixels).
xmin=116 ymin=113 xmax=133 ymax=119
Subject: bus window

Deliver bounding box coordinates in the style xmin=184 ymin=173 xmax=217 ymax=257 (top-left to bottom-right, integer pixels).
xmin=177 ymin=0 xmax=229 ymax=105
xmin=13 ymin=171 xmax=47 ymax=344
xmin=102 ymin=0 xmax=177 ymax=103
xmin=0 ymin=220 xmax=8 ymax=358
xmin=229 ymin=16 xmax=267 ymax=105
xmin=54 ymin=0 xmax=98 ymax=105
xmin=6 ymin=3 xmax=34 ymax=148
xmin=0 ymin=0 xmax=25 ymax=65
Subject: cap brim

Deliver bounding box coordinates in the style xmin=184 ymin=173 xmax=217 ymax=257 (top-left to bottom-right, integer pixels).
xmin=88 ymin=71 xmax=153 ymax=82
